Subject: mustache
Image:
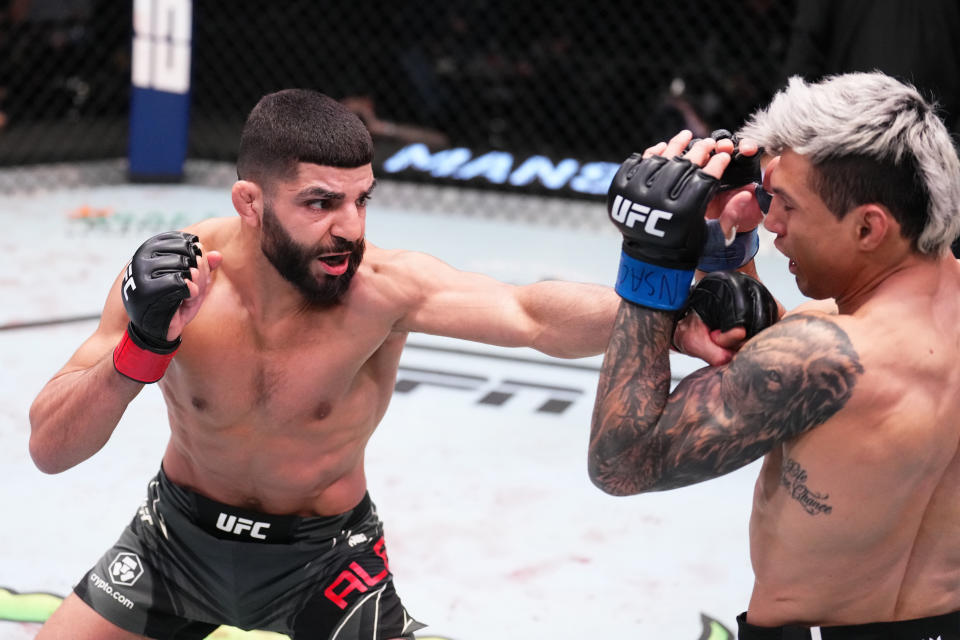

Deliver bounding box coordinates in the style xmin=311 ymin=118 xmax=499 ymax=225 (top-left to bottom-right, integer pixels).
xmin=317 ymin=236 xmax=363 ymax=256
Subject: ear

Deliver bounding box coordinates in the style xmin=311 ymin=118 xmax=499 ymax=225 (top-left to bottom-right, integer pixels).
xmin=232 ymin=180 xmax=263 ymax=228
xmin=852 ymin=204 xmax=894 ymax=251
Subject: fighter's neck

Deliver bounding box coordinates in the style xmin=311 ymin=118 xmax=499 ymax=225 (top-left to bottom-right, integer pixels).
xmin=834 ymin=253 xmax=942 ymax=315
xmin=221 ymin=231 xmax=320 ymax=324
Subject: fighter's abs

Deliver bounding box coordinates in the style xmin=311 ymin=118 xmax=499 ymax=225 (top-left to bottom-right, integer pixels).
xmin=157 ymin=333 xmax=405 ymax=514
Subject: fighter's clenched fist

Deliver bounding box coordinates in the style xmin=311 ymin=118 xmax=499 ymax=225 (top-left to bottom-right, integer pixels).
xmin=114 ymin=231 xmax=219 ymax=383
xmin=607 ymin=134 xmax=726 ymax=310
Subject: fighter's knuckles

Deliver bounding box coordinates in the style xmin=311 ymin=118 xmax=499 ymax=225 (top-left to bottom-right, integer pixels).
xmin=704 ymin=151 xmax=732 ymax=179
xmin=643 ymin=141 xmax=668 ymax=158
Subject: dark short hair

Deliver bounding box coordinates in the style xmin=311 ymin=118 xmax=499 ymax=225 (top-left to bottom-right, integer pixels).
xmin=236 ymin=89 xmax=374 ymax=185
xmin=808 ymin=152 xmax=931 ymax=251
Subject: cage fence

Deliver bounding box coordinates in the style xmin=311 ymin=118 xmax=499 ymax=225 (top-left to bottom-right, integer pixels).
xmin=0 ymin=0 xmax=796 ymax=219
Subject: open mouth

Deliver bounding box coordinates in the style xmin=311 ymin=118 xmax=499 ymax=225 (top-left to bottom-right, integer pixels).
xmin=319 ymin=254 xmax=348 ymax=266
xmin=317 ymin=253 xmax=350 ymax=276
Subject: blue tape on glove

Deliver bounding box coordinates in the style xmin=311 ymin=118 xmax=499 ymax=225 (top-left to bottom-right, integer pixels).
xmin=615 ymin=252 xmax=695 ymax=310
xmin=697 ymin=219 xmax=759 ymax=271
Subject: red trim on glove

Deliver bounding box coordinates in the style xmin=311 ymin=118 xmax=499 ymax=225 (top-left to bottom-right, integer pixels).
xmin=113 ymin=327 xmax=178 ymax=383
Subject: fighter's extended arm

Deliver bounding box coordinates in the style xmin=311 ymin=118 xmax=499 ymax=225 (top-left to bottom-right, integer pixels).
xmin=390 ymin=250 xmax=621 ymax=359
xmin=391 ymin=133 xmax=771 ymax=361
xmin=28 ymin=232 xmax=218 ymax=473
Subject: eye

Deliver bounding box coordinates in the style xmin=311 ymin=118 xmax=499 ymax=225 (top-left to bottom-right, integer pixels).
xmin=767 ymin=198 xmax=791 ymax=217
xmin=357 ymin=194 xmax=372 ymax=208
xmin=764 ymin=369 xmax=783 ymax=391
xmin=307 ymin=198 xmax=333 ymax=211
xmin=776 ymin=197 xmax=796 ymax=213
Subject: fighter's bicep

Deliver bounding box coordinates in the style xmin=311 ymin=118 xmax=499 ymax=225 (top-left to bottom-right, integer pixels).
xmin=394 ymin=255 xmax=529 ymax=341
xmin=664 ymin=313 xmax=865 ymax=474
xmin=659 ymin=313 xmax=863 ymax=486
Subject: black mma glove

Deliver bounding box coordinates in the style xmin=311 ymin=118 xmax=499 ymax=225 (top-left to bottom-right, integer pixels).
xmin=608 ymin=153 xmax=719 ymax=310
xmin=113 ymin=231 xmax=201 ymax=383
xmin=678 ymin=271 xmax=778 ymax=340
xmin=693 ymin=129 xmax=764 ymax=272
xmin=716 ymin=128 xmax=772 ymax=214
xmin=709 ymin=129 xmax=762 ymax=191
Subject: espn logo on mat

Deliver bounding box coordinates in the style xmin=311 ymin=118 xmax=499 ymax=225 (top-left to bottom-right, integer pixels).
xmin=609 ymin=195 xmax=673 ymax=237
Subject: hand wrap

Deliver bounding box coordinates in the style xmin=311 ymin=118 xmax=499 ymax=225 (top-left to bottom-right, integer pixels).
xmin=685 ymin=129 xmax=763 ymax=271
xmin=697 ymin=220 xmax=760 ymax=271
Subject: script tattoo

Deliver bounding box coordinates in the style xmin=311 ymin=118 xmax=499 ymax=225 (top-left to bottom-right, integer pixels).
xmin=590 ymin=308 xmax=863 ymax=495
xmin=780 ymin=457 xmax=832 ymax=515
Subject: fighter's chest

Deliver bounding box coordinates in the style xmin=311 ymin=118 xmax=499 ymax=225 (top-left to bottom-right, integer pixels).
xmin=169 ymin=310 xmax=402 ymax=420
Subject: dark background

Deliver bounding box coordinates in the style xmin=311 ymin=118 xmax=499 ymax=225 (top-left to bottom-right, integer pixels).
xmin=2 ymin=0 xmax=958 ymax=197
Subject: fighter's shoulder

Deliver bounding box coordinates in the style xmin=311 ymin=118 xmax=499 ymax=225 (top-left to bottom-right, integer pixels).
xmin=716 ymin=308 xmax=866 ymax=442
xmin=783 ymin=297 xmax=838 ymax=317
xmin=355 ymin=244 xmax=463 ymax=316
xmin=771 ymin=300 xmax=864 ymax=351
xmin=360 ymin=244 xmax=449 ymax=280
xmin=752 ymin=304 xmax=850 ymax=344
xmin=732 ymin=308 xmax=864 ymax=388
xmin=180 ymin=216 xmax=237 ymax=250
xmin=352 ymin=244 xmax=428 ymax=299
xmin=779 ymin=301 xmax=882 ymax=366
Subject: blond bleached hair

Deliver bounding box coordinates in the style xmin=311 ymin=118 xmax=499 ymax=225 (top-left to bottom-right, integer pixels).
xmin=738 ymin=72 xmax=960 ymax=255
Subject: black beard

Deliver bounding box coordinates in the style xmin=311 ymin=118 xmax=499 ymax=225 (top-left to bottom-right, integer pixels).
xmin=261 ymin=204 xmax=365 ymax=308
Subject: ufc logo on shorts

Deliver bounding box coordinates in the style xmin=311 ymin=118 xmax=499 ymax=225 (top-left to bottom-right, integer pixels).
xmin=121 ymin=264 xmax=137 ymax=301
xmin=216 ymin=513 xmax=271 ymax=539
xmin=610 ymin=195 xmax=673 ymax=237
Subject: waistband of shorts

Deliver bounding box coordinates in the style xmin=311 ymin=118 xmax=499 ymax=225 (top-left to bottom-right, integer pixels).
xmin=737 ymin=609 xmax=960 ymax=640
xmin=155 ymin=466 xmax=374 ymax=544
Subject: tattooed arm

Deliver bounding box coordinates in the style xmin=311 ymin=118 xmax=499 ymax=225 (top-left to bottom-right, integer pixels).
xmin=588 ymin=303 xmax=863 ymax=496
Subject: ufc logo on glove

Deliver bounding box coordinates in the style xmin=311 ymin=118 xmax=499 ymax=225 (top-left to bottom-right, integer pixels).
xmin=606 ymin=154 xmax=718 ymax=310
xmin=121 ymin=264 xmax=137 ymax=301
xmin=608 ymin=195 xmax=673 ymax=237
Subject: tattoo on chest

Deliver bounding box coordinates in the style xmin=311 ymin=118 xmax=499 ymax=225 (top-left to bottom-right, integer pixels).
xmin=780 ymin=457 xmax=832 ymax=515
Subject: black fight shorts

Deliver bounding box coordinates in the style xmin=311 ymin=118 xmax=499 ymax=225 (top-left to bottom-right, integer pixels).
xmin=737 ymin=610 xmax=960 ymax=640
xmin=73 ymin=468 xmax=425 ymax=639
